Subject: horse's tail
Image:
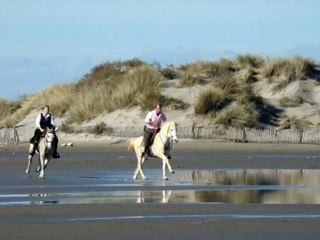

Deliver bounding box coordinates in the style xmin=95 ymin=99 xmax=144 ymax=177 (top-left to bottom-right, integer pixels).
xmin=127 ymin=139 xmax=135 ymax=151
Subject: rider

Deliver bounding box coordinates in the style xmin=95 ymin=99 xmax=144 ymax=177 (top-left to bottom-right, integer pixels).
xmin=29 ymin=105 xmax=60 ymax=158
xmin=143 ymin=104 xmax=167 ymax=157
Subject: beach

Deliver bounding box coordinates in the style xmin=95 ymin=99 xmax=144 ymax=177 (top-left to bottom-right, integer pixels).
xmin=1 ymin=140 xmax=320 ymax=239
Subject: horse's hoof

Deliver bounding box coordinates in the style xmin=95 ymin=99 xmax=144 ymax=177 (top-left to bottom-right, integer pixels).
xmin=25 ymin=169 xmax=30 ymax=174
xmin=170 ymin=170 xmax=175 ymax=174
xmin=142 ymin=176 xmax=148 ymax=180
xmin=133 ymin=175 xmax=137 ymax=180
xmin=163 ymin=177 xmax=169 ymax=181
xmin=35 ymin=166 xmax=40 ymax=173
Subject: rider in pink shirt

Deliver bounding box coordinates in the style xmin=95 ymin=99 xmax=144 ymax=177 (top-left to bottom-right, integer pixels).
xmin=143 ymin=104 xmax=167 ymax=156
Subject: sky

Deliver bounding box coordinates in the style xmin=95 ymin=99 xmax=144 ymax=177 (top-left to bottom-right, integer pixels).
xmin=1 ymin=0 xmax=320 ymax=100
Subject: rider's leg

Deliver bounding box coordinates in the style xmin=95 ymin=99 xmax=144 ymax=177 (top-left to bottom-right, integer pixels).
xmin=143 ymin=129 xmax=153 ymax=156
xmin=52 ymin=132 xmax=60 ymax=158
xmin=31 ymin=129 xmax=41 ymax=155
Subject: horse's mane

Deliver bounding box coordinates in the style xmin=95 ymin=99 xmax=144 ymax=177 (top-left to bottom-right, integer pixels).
xmin=161 ymin=120 xmax=175 ymax=131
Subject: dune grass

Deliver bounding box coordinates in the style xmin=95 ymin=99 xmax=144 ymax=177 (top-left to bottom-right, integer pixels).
xmin=215 ymin=102 xmax=259 ymax=128
xmin=66 ymin=65 xmax=164 ymax=123
xmin=0 ymin=83 xmax=75 ymax=127
xmin=261 ymin=56 xmax=316 ymax=91
xmin=177 ymin=59 xmax=238 ymax=87
xmin=279 ymin=96 xmax=303 ymax=108
xmin=177 ymin=70 xmax=207 ymax=87
xmin=0 ymin=98 xmax=20 ymax=120
xmin=277 ymin=114 xmax=304 ymax=129
xmin=159 ymin=66 xmax=179 ymax=79
xmin=1 ymin=56 xmax=318 ymax=129
xmin=236 ymin=54 xmax=265 ymax=69
xmin=194 ymin=87 xmax=231 ymax=115
xmin=194 ymin=73 xmax=260 ymax=127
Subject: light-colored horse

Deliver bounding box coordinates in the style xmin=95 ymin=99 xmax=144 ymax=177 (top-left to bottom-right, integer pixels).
xmin=128 ymin=120 xmax=178 ymax=180
xmin=25 ymin=127 xmax=55 ymax=179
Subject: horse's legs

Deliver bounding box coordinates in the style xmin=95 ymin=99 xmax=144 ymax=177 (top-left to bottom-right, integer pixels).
xmin=36 ymin=155 xmax=41 ymax=172
xmin=133 ymin=151 xmax=147 ymax=180
xmin=157 ymin=152 xmax=175 ymax=180
xmin=26 ymin=155 xmax=33 ymax=174
xmin=133 ymin=162 xmax=147 ymax=180
xmin=36 ymin=145 xmax=51 ymax=174
xmin=133 ymin=151 xmax=140 ymax=179
xmin=162 ymin=159 xmax=168 ymax=180
xmin=26 ymin=144 xmax=34 ymax=174
xmin=141 ymin=153 xmax=148 ymax=164
xmin=37 ymin=158 xmax=48 ymax=172
xmin=44 ymin=158 xmax=49 ymax=169
xmin=38 ymin=154 xmax=45 ymax=179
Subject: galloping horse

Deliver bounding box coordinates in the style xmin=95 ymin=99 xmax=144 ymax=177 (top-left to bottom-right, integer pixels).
xmin=128 ymin=120 xmax=178 ymax=180
xmin=25 ymin=127 xmax=55 ymax=179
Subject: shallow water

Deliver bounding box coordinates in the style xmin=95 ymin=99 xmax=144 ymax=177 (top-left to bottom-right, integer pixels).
xmin=0 ymin=168 xmax=319 ymax=205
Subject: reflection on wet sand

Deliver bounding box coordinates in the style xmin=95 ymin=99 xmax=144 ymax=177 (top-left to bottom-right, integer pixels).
xmin=172 ymin=169 xmax=320 ymax=204
xmin=1 ymin=169 xmax=319 ymax=205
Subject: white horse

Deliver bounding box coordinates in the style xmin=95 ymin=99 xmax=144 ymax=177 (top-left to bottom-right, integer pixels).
xmin=25 ymin=127 xmax=56 ymax=179
xmin=128 ymin=120 xmax=178 ymax=180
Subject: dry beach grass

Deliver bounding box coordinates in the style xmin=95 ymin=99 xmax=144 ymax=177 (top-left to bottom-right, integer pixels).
xmin=0 ymin=55 xmax=319 ymax=133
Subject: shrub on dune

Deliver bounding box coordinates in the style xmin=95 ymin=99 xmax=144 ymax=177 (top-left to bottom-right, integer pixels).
xmin=279 ymin=96 xmax=303 ymax=108
xmin=261 ymin=55 xmax=316 ymax=91
xmin=194 ymin=88 xmax=231 ymax=115
xmin=215 ymin=103 xmax=259 ymax=128
xmin=236 ymin=54 xmax=265 ymax=69
xmin=178 ymin=71 xmax=206 ymax=87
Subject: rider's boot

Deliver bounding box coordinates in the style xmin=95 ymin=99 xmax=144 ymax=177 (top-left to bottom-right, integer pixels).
xmin=143 ymin=146 xmax=150 ymax=157
xmin=52 ymin=140 xmax=60 ymax=159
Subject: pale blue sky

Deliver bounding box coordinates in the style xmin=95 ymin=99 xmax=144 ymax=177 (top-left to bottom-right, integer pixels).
xmin=1 ymin=0 xmax=320 ymax=100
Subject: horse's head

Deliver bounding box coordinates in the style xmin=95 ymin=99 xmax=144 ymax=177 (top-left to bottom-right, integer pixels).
xmin=166 ymin=121 xmax=178 ymax=143
xmin=45 ymin=127 xmax=55 ymax=146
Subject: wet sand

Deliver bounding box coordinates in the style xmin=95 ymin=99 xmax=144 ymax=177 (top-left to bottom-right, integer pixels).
xmin=1 ymin=140 xmax=320 ymax=239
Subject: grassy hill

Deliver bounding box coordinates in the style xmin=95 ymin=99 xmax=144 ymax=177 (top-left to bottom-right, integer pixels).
xmin=1 ymin=55 xmax=319 ymax=130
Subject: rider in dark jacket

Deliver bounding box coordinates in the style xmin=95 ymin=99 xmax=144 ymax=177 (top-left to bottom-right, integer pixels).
xmin=30 ymin=105 xmax=60 ymax=158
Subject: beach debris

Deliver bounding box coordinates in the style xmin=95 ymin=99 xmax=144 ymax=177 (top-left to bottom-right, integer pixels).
xmin=110 ymin=137 xmax=125 ymax=144
xmin=61 ymin=142 xmax=74 ymax=147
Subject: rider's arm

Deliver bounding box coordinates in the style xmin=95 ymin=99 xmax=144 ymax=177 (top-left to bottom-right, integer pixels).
xmin=145 ymin=112 xmax=152 ymax=124
xmin=50 ymin=115 xmax=56 ymax=128
xmin=162 ymin=113 xmax=167 ymax=123
xmin=35 ymin=114 xmax=41 ymax=129
xmin=50 ymin=115 xmax=57 ymax=129
xmin=145 ymin=111 xmax=159 ymax=129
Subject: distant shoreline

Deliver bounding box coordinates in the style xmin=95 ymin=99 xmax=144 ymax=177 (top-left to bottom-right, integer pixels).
xmin=3 ymin=138 xmax=320 ymax=154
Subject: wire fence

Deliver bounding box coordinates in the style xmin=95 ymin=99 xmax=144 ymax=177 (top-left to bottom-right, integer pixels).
xmin=1 ymin=125 xmax=320 ymax=146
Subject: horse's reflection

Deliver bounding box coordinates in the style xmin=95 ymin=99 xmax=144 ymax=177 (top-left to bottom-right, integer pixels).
xmin=136 ymin=190 xmax=172 ymax=203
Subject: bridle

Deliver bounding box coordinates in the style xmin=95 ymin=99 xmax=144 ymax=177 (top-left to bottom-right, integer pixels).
xmin=159 ymin=123 xmax=177 ymax=146
xmin=45 ymin=129 xmax=55 ymax=144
